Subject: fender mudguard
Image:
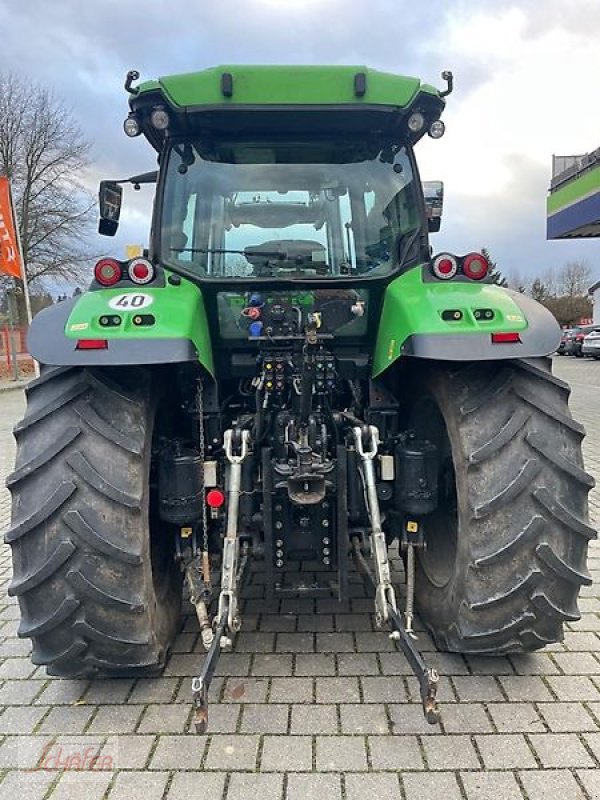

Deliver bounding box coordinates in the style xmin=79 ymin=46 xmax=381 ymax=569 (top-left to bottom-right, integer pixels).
xmin=28 ymin=278 xmax=214 ymax=376
xmin=373 ymin=266 xmax=560 ymax=377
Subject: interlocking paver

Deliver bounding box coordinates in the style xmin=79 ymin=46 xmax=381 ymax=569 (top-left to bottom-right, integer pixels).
xmin=475 ymin=734 xmax=537 ymax=769
xmin=251 ymin=654 xmax=293 ymax=676
xmin=340 ymin=703 xmax=388 ymax=734
xmin=402 ymin=771 xmax=462 ymax=800
xmin=37 ymin=705 xmax=94 ymax=734
xmin=286 ymin=774 xmax=342 ymax=800
xmin=345 ymin=773 xmax=401 ymax=800
xmin=167 ymin=772 xmax=227 ymax=799
xmin=316 ymin=677 xmax=360 ymax=703
xmin=295 ymin=654 xmax=336 ymax=676
xmin=519 ymin=769 xmax=585 ymax=800
xmin=149 ymin=734 xmax=206 ymax=769
xmin=107 ymin=771 xmax=169 ymax=800
xmin=537 ymin=701 xmax=598 ymax=732
xmin=0 ymin=769 xmax=56 ymax=800
xmin=577 ymin=768 xmax=600 ymax=799
xmin=546 ymin=675 xmax=600 ymax=701
xmin=101 ymin=735 xmax=155 ymax=769
xmin=316 ymin=736 xmax=368 ymax=771
xmin=260 ymin=734 xmax=312 ymax=771
xmin=49 ymin=771 xmax=113 ymax=800
xmin=460 ymin=771 xmax=523 ymax=800
xmin=0 ymin=355 xmax=598 ymax=800
xmin=528 ymin=732 xmax=595 ymax=767
xmin=137 ymin=703 xmax=190 ymax=733
xmin=87 ymin=704 xmax=145 ymax=734
xmin=205 ymin=734 xmax=259 ymax=771
xmin=368 ymin=734 xmax=424 ymax=770
xmin=226 ymin=773 xmax=284 ymax=800
xmin=0 ymin=705 xmax=48 ymax=733
xmin=290 ymin=704 xmax=337 ymax=734
xmin=240 ymin=703 xmax=289 ymax=733
xmin=269 ymin=677 xmax=313 ymax=703
xmin=422 ymin=734 xmax=481 ymax=769
xmin=441 ymin=703 xmax=493 ymax=734
xmin=487 ymin=702 xmax=545 ymax=733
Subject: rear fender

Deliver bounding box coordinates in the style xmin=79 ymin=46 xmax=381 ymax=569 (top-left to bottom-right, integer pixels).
xmin=373 ymin=265 xmax=560 ymax=377
xmin=28 ymin=276 xmax=214 ymax=376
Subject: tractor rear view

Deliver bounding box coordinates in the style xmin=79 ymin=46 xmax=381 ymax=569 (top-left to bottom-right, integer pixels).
xmin=7 ymin=66 xmax=596 ymax=730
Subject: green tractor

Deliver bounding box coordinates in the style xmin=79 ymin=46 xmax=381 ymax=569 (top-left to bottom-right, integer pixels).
xmin=7 ymin=66 xmax=596 ymax=730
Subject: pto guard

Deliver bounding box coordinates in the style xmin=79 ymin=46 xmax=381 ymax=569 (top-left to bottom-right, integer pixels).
xmin=373 ymin=266 xmax=560 ymax=376
xmin=27 ymin=276 xmax=214 ymax=376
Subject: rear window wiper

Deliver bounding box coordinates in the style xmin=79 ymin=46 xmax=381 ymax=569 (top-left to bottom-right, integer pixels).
xmin=171 ymin=247 xmax=287 ymax=259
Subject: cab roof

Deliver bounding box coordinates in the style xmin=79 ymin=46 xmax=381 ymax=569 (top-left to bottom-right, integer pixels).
xmin=128 ymin=65 xmax=446 ymax=151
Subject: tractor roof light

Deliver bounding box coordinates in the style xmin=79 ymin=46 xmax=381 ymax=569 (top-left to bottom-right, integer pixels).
xmin=431 ymin=253 xmax=458 ymax=280
xmin=94 ymin=258 xmax=122 ymax=286
xmin=150 ymin=106 xmax=170 ymax=130
xmin=127 ymin=257 xmax=155 ymax=285
xmin=407 ymin=111 xmax=425 ymax=133
xmin=462 ymin=252 xmax=489 ymax=281
xmin=428 ymin=120 xmax=446 ymax=139
xmin=123 ymin=114 xmax=141 ymax=137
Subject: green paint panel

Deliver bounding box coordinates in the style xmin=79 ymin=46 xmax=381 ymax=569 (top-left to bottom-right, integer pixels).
xmin=373 ymin=266 xmax=529 ymax=376
xmin=547 ymin=163 xmax=600 ymax=215
xmin=137 ymin=65 xmax=430 ymax=109
xmin=64 ymin=274 xmax=214 ymax=376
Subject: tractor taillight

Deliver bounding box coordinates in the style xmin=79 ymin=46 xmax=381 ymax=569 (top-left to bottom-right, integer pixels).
xmin=128 ymin=258 xmax=154 ymax=285
xmin=462 ymin=252 xmax=489 ymax=281
xmin=94 ymin=258 xmax=121 ymax=286
xmin=431 ymin=253 xmax=458 ymax=280
xmin=491 ymin=332 xmax=520 ymax=344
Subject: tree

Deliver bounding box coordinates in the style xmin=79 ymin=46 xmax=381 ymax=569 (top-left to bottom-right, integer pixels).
xmin=506 ymin=268 xmax=527 ymax=293
xmin=0 ymin=73 xmax=94 ymax=286
xmin=481 ymin=248 xmax=508 ymax=286
xmin=556 ymin=261 xmax=591 ymax=297
xmin=531 ymin=277 xmax=549 ymax=302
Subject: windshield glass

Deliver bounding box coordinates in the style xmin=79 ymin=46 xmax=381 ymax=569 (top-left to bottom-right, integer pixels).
xmin=159 ymin=141 xmax=422 ymax=279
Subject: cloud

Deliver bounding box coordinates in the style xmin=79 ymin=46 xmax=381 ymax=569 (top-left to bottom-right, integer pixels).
xmin=1 ymin=0 xmax=598 ymax=282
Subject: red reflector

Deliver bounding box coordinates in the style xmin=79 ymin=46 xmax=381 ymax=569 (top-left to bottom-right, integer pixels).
xmin=132 ymin=262 xmax=149 ymax=280
xmin=437 ymin=258 xmax=454 ymax=275
xmin=491 ymin=332 xmax=521 ymax=344
xmin=206 ymin=489 xmax=226 ymax=508
xmin=128 ymin=257 xmax=155 ymax=285
xmin=76 ymin=339 xmax=108 ymax=350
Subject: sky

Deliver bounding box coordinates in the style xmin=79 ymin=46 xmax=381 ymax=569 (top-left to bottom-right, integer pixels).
xmin=1 ymin=0 xmax=599 ymax=286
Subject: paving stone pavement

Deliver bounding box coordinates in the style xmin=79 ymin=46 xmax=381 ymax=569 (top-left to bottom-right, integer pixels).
xmin=0 ymin=358 xmax=598 ymax=799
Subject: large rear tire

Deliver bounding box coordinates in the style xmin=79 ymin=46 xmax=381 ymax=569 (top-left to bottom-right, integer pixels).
xmin=5 ymin=366 xmax=182 ymax=676
xmin=406 ymin=357 xmax=596 ymax=654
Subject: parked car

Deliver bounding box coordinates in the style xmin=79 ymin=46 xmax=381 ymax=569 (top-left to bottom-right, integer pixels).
xmin=565 ymin=324 xmax=597 ymax=357
xmin=557 ymin=328 xmax=577 ymax=355
xmin=582 ymin=326 xmax=600 ymax=359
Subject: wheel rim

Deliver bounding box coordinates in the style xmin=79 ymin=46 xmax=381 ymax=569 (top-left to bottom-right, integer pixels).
xmin=408 ymin=397 xmax=458 ymax=589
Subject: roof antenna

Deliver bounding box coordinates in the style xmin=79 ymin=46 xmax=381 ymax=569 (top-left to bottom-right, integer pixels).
xmin=440 ymin=70 xmax=454 ymax=98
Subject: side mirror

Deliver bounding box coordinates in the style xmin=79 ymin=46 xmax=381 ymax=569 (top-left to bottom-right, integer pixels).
xmin=423 ymin=180 xmax=444 ymax=233
xmin=98 ymin=181 xmax=123 ymax=237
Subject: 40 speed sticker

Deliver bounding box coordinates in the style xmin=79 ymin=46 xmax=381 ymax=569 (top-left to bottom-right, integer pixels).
xmin=108 ymin=293 xmax=154 ymax=311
